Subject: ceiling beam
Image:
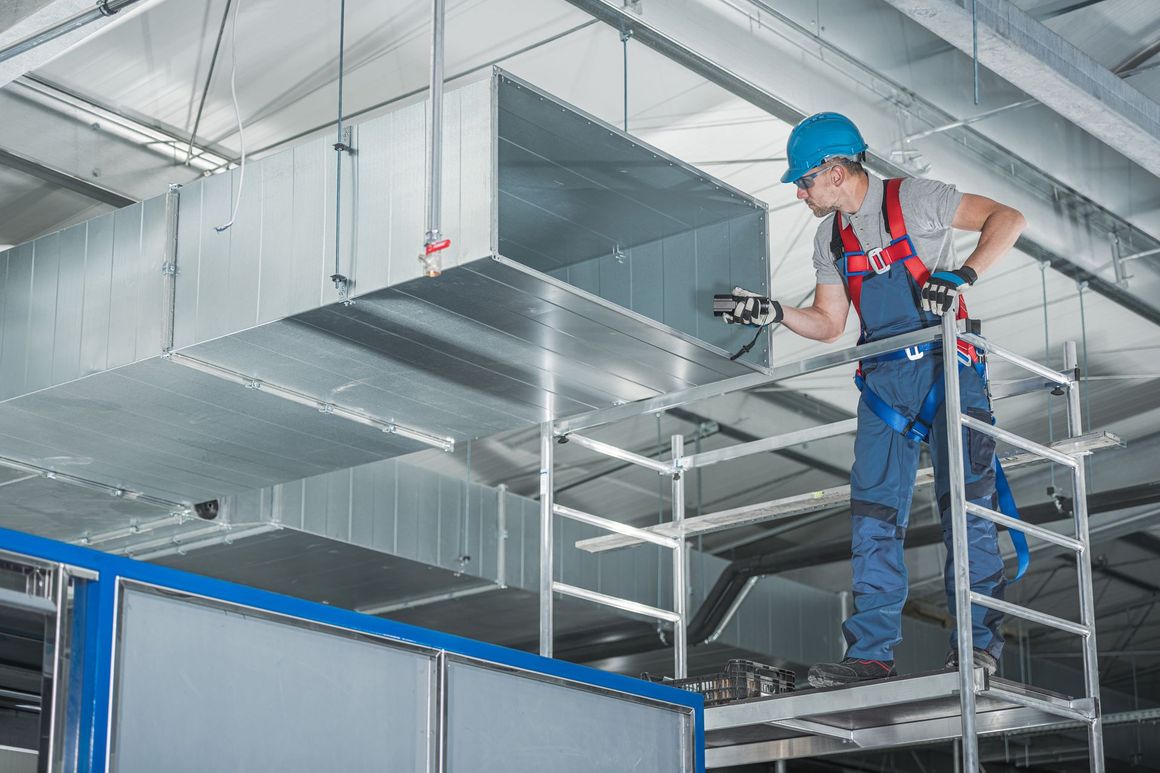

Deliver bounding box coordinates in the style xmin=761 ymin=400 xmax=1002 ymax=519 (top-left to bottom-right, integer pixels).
xmin=1028 ymin=0 xmax=1109 ymax=20
xmin=0 ymin=0 xmax=149 ymax=88
xmin=0 ymin=145 xmax=134 ymax=207
xmin=881 ymin=0 xmax=1160 ymax=180
xmin=564 ymin=0 xmax=1160 ymax=330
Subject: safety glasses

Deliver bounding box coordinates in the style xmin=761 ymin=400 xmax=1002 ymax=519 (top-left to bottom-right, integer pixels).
xmin=793 ymin=164 xmax=837 ymax=190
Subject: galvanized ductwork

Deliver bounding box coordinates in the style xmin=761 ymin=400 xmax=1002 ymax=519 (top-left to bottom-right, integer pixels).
xmin=0 ymin=69 xmax=769 ymax=518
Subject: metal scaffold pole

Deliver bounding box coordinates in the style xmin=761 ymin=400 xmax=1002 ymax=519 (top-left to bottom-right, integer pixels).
xmin=539 ymin=421 xmax=554 ymax=657
xmin=671 ymin=434 xmax=688 ymax=678
xmin=941 ymin=309 xmax=979 ymax=771
xmin=1065 ymin=340 xmax=1105 ymax=770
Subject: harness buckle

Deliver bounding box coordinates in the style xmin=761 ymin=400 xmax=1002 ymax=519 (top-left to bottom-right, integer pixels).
xmin=866 ymin=247 xmax=890 ymax=274
xmin=905 ymin=346 xmax=924 ymax=361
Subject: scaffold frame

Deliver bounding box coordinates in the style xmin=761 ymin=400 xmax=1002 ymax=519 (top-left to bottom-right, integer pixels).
xmin=538 ymin=311 xmax=1109 ymax=771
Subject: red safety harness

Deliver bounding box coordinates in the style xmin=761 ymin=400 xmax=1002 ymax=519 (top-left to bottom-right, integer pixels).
xmin=833 ymin=177 xmax=980 ymax=365
xmin=832 ymin=179 xmax=1029 ymax=579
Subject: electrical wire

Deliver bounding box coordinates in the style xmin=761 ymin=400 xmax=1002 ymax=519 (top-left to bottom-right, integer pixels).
xmin=215 ymin=0 xmax=246 ymax=233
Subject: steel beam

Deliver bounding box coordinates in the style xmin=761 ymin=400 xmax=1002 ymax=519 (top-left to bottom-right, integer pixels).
xmin=882 ymin=0 xmax=1160 ymax=179
xmin=0 ymin=146 xmax=134 ymax=207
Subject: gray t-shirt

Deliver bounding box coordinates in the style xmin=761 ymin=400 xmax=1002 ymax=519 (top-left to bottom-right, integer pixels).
xmin=812 ymin=175 xmax=964 ymax=285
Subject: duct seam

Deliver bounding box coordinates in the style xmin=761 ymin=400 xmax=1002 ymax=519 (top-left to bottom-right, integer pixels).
xmin=166 ymin=352 xmax=455 ymax=451
xmin=0 ymin=455 xmax=188 ymax=514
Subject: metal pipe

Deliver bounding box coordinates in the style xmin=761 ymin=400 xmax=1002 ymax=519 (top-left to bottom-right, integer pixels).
xmin=961 ymin=414 xmax=1078 ymax=468
xmin=971 ymin=0 xmax=980 ymax=105
xmin=561 ymin=432 xmax=674 ymax=475
xmin=552 ymin=582 xmax=681 ymax=624
xmin=421 ymin=0 xmax=448 ymax=276
xmin=680 ymin=417 xmax=857 ymax=470
xmin=942 ymin=308 xmax=979 ymax=771
xmin=964 ymin=502 xmax=1084 ymax=553
xmin=496 ymin=484 xmax=508 ymax=588
xmin=905 ymin=99 xmax=1035 ymax=142
xmin=331 ymin=0 xmax=352 ymax=301
xmin=1066 ymin=340 xmax=1106 ymax=770
xmin=986 ymin=685 xmax=1094 ymax=723
xmin=539 ymin=422 xmax=554 ymax=657
xmin=705 ymin=576 xmax=758 ymax=644
xmin=1119 ymin=246 xmax=1160 ymax=263
xmin=961 ymin=333 xmax=1072 ymax=386
xmin=671 ymin=434 xmax=687 ymax=678
xmin=969 ymin=593 xmax=1089 ymax=637
xmin=553 ymin=504 xmax=679 ymax=549
xmin=0 ymin=0 xmax=142 ymax=66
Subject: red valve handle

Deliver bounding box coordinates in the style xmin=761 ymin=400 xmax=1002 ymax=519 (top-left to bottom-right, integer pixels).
xmin=425 ymin=239 xmax=451 ymax=255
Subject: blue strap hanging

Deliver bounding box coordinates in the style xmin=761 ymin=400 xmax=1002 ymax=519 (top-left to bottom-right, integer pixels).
xmin=993 ymin=458 xmax=1030 ymax=579
xmin=855 ymin=361 xmax=1031 ymax=580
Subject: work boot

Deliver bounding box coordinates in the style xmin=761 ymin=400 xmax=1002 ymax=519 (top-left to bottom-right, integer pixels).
xmin=807 ymin=658 xmax=897 ymax=688
xmin=944 ymin=647 xmax=998 ymax=675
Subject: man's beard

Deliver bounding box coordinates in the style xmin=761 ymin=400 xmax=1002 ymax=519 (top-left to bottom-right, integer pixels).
xmin=806 ymin=199 xmax=838 ymax=218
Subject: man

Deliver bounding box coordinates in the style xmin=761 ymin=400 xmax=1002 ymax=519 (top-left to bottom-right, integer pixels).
xmin=723 ymin=112 xmax=1027 ymax=687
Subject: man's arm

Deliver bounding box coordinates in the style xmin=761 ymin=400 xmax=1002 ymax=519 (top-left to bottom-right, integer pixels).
xmin=780 ymin=283 xmax=850 ymax=343
xmin=920 ymin=192 xmax=1026 ymax=315
xmin=952 ymin=193 xmax=1026 ymax=278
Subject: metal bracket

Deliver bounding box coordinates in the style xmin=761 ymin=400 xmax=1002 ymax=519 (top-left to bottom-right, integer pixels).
xmin=333 ymin=125 xmax=354 ymax=154
xmin=330 ymin=273 xmax=354 ymax=305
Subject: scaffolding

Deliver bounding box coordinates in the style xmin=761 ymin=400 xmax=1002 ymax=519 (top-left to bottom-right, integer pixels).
xmin=538 ymin=310 xmax=1112 ymax=771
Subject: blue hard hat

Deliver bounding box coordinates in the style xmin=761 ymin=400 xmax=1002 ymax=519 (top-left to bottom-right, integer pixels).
xmin=780 ymin=112 xmax=868 ymax=184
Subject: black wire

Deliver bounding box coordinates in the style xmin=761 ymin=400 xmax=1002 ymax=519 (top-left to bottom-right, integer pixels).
xmin=728 ymin=324 xmax=768 ymax=361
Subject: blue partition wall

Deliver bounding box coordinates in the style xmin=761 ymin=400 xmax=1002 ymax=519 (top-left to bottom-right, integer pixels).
xmin=0 ymin=527 xmax=703 ymax=773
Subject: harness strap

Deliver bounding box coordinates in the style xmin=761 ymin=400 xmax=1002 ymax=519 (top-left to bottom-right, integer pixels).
xmin=854 ymin=363 xmax=1030 ymax=580
xmin=860 ymin=339 xmax=982 ymax=368
xmin=834 ymin=178 xmax=971 ymax=325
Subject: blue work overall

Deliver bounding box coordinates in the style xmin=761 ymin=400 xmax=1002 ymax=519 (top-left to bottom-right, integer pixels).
xmin=836 ymin=180 xmax=1007 ymax=662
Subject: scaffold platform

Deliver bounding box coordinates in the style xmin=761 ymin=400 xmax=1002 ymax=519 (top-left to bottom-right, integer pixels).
xmin=703 ymin=669 xmax=1093 ymax=767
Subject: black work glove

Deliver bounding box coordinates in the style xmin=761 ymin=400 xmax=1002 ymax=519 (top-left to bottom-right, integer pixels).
xmin=716 ymin=287 xmax=783 ymax=327
xmin=921 ymin=266 xmax=977 ymax=316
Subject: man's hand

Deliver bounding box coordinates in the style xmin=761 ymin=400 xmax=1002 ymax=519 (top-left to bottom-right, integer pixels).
xmin=921 ymin=267 xmax=977 ymax=316
xmin=721 ymin=287 xmax=783 ymax=326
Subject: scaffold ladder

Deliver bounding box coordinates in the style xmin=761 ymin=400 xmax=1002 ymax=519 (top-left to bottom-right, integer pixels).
xmin=938 ymin=310 xmax=1103 ymax=771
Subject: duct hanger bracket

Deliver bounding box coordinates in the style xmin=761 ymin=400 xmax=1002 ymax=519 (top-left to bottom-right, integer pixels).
xmin=333 ymin=126 xmax=354 ymax=154
xmin=330 ymin=273 xmax=353 ymax=305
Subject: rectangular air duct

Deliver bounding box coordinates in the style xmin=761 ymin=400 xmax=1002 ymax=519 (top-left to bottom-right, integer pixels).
xmin=0 ymin=69 xmax=769 ymax=510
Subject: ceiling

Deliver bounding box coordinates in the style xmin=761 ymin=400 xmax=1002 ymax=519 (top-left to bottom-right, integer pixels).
xmin=2 ymin=1 xmax=1160 ymax=769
